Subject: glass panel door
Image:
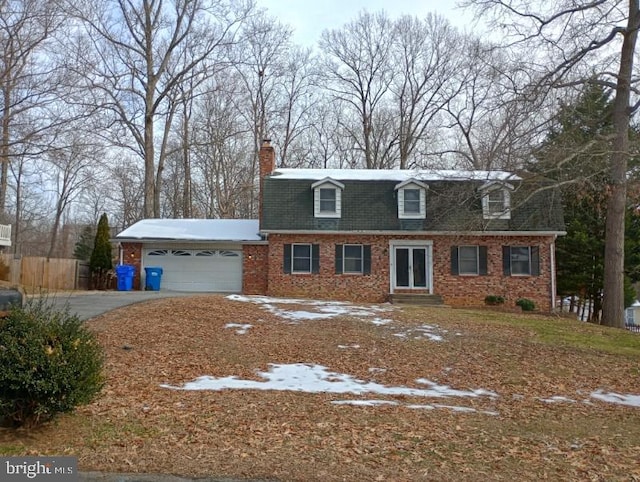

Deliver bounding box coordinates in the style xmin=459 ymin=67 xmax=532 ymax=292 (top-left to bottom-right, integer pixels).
xmin=393 ymin=246 xmax=430 ymax=290
xmin=395 ymin=248 xmax=410 ymax=287
xmin=412 ymin=248 xmax=427 ymax=288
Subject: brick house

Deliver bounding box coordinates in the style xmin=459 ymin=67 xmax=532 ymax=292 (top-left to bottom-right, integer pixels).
xmin=116 ymin=140 xmax=565 ymax=310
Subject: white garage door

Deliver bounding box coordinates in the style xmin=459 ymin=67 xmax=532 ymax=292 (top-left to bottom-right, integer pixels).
xmin=142 ymin=248 xmax=242 ymax=292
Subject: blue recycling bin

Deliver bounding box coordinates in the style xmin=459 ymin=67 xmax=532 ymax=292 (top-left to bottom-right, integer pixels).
xmin=116 ymin=265 xmax=135 ymax=291
xmin=144 ymin=267 xmax=163 ymax=291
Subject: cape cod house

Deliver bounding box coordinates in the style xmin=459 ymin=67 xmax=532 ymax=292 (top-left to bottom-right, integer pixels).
xmin=116 ymin=140 xmax=565 ymax=310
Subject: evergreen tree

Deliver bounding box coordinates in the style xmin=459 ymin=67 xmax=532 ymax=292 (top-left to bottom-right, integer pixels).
xmin=89 ymin=214 xmax=113 ymax=289
xmin=73 ymin=225 xmax=95 ymax=262
xmin=537 ymin=84 xmax=640 ymax=320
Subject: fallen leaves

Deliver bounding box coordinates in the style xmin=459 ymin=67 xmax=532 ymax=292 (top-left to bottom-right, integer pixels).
xmin=0 ymin=294 xmax=639 ymax=481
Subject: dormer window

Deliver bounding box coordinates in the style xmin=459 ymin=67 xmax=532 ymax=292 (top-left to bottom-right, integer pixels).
xmin=319 ymin=188 xmax=336 ymax=213
xmin=312 ymin=178 xmax=344 ymax=218
xmin=395 ymin=179 xmax=427 ymax=219
xmin=480 ymin=182 xmax=514 ymax=220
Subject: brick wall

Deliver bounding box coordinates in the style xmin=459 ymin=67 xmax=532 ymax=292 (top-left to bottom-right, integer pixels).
xmin=120 ymin=242 xmax=142 ymax=290
xmin=243 ymin=244 xmax=269 ymax=294
xmin=264 ymin=233 xmax=557 ymax=311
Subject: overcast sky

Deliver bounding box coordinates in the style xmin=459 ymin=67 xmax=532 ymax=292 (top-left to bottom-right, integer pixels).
xmin=255 ymin=0 xmax=480 ymax=47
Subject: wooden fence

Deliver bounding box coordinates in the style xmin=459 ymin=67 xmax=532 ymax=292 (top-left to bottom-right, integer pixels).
xmin=0 ymin=255 xmax=89 ymax=291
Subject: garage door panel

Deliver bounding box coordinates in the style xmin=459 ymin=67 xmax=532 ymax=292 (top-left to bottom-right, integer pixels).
xmin=142 ymin=248 xmax=242 ymax=292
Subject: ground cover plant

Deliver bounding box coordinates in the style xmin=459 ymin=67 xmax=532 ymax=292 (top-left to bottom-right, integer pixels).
xmin=0 ymin=294 xmax=639 ymax=481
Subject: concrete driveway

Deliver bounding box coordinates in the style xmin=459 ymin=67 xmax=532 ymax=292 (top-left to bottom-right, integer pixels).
xmin=42 ymin=291 xmax=205 ymax=321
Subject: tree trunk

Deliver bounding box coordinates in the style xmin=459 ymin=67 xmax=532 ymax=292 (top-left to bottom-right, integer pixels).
xmin=601 ymin=0 xmax=640 ymax=328
xmin=1 ymin=88 xmax=10 ymax=213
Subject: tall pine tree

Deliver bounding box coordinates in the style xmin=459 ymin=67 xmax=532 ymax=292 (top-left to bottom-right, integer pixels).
xmin=536 ymin=84 xmax=640 ymax=322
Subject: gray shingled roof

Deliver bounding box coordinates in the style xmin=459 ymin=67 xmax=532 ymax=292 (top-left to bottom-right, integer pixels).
xmin=261 ymin=172 xmax=565 ymax=233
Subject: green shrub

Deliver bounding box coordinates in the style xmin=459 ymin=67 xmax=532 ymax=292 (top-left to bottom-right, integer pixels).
xmin=0 ymin=299 xmax=104 ymax=428
xmin=516 ymin=298 xmax=536 ymax=311
xmin=484 ymin=295 xmax=505 ymax=306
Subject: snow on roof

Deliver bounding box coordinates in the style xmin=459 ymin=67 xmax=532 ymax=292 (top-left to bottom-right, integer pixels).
xmin=270 ymin=168 xmax=520 ymax=182
xmin=115 ymin=219 xmax=261 ymax=241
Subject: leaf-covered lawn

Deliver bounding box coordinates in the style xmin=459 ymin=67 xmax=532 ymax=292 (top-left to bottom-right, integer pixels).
xmin=1 ymin=295 xmax=640 ymax=481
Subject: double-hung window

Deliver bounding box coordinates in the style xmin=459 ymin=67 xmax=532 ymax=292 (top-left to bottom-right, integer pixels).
xmin=292 ymin=244 xmax=312 ymax=273
xmin=480 ymin=182 xmax=514 ymax=220
xmin=335 ymin=244 xmax=371 ymax=275
xmin=319 ymin=188 xmax=336 ymax=214
xmin=312 ymin=178 xmax=344 ymax=218
xmin=403 ymin=189 xmax=421 ymax=215
xmin=395 ymin=179 xmax=427 ymax=219
xmin=502 ymin=246 xmax=540 ymax=276
xmin=451 ymin=245 xmax=487 ymax=275
xmin=283 ymin=244 xmax=320 ymax=274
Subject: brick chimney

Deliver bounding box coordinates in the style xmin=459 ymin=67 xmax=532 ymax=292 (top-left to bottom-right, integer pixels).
xmin=259 ymin=139 xmax=275 ymax=225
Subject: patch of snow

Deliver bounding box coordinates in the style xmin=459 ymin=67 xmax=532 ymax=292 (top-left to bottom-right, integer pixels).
xmin=590 ymin=390 xmax=640 ymax=407
xmin=538 ymin=396 xmax=576 ymax=404
xmin=370 ymin=317 xmax=393 ymax=326
xmin=392 ymin=325 xmax=446 ymax=342
xmin=224 ymin=323 xmax=252 ymax=335
xmin=337 ymin=344 xmax=360 ymax=349
xmin=162 ymin=363 xmax=498 ymax=400
xmin=226 ymin=294 xmax=394 ymax=324
xmin=415 ymin=378 xmax=497 ymax=398
xmin=368 ymin=367 xmax=387 ymax=373
xmin=332 ymin=400 xmax=398 ymax=407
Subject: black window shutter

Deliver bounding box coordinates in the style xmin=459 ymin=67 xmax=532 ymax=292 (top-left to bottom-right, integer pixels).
xmin=312 ymin=244 xmax=320 ymax=274
xmin=531 ymin=246 xmax=540 ymax=276
xmin=283 ymin=244 xmax=292 ymax=274
xmin=451 ymin=246 xmax=459 ymax=275
xmin=502 ymin=246 xmax=511 ymax=276
xmin=479 ymin=246 xmax=488 ymax=275
xmin=363 ymin=245 xmax=372 ymax=275
xmin=335 ymin=244 xmax=343 ymax=274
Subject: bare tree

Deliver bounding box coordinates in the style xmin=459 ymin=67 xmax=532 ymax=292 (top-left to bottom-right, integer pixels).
xmin=191 ymin=77 xmax=253 ymax=218
xmin=392 ymin=14 xmax=462 ymax=168
xmin=44 ymin=131 xmax=97 ymax=258
xmin=466 ymin=0 xmax=640 ymax=327
xmin=0 ymin=0 xmax=67 ymax=213
xmin=67 ymin=0 xmax=253 ymax=218
xmin=231 ymin=13 xmax=292 ymax=213
xmin=319 ymin=11 xmax=395 ymax=168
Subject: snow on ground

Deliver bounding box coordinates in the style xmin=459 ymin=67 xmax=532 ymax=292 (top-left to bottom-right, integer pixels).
xmin=224 ymin=323 xmax=252 ymax=334
xmin=226 ymin=294 xmax=394 ymax=324
xmin=590 ymin=390 xmax=640 ymax=407
xmin=393 ymin=324 xmax=446 ymax=342
xmin=161 ymin=363 xmax=498 ymax=401
xmin=539 ymin=396 xmax=577 ymax=404
xmin=218 ymin=295 xmax=640 ymax=411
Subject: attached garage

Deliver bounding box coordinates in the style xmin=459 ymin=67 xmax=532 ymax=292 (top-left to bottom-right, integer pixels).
xmin=142 ymin=248 xmax=243 ymax=292
xmin=115 ymin=219 xmax=262 ymax=292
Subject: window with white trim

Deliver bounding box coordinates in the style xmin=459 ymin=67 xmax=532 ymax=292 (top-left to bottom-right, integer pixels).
xmin=395 ymin=180 xmax=427 ymax=219
xmin=481 ymin=183 xmax=513 ymax=220
xmin=312 ymin=178 xmax=344 ymax=218
xmin=335 ymin=244 xmax=371 ymax=275
xmin=319 ymin=188 xmax=336 ymax=213
xmin=459 ymin=246 xmax=479 ymax=275
xmin=451 ymin=245 xmax=488 ymax=276
xmin=282 ymin=243 xmax=320 ymax=274
xmin=292 ymin=244 xmax=312 ymax=273
xmin=502 ymin=246 xmax=540 ymax=276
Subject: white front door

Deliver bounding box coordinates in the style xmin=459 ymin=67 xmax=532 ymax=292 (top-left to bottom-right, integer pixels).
xmin=392 ymin=244 xmax=432 ymax=292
